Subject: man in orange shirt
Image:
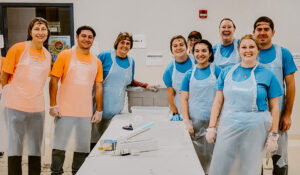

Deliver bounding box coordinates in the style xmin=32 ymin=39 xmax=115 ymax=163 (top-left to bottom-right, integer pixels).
xmin=49 ymin=26 xmax=103 ymax=175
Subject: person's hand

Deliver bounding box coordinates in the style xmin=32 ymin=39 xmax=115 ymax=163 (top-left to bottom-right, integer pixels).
xmin=49 ymin=106 xmax=61 ymax=117
xmin=206 ymin=127 xmax=217 ymax=144
xmin=279 ymin=114 xmax=291 ymax=132
xmin=183 ymin=119 xmax=194 ymax=136
xmin=170 ymin=114 xmax=183 ymax=121
xmin=146 ymin=85 xmax=159 ymax=92
xmin=91 ymin=111 xmax=102 ymax=123
xmin=265 ymin=133 xmax=279 ymax=153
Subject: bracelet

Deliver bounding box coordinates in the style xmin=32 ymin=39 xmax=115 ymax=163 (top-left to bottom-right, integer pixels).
xmin=49 ymin=105 xmax=58 ymax=109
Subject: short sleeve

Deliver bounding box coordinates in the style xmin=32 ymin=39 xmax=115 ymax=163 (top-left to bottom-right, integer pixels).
xmin=98 ymin=50 xmax=110 ymax=63
xmin=214 ymin=65 xmax=221 ymax=78
xmin=95 ymin=59 xmax=103 ymax=82
xmin=212 ymin=44 xmax=217 ymax=54
xmin=215 ymin=66 xmax=231 ymax=90
xmin=50 ymin=51 xmax=66 ymax=78
xmin=1 ymin=57 xmax=5 ymax=72
xmin=3 ymin=42 xmax=25 ymax=74
xmin=4 ymin=47 xmax=17 ymax=74
xmin=180 ymin=70 xmax=192 ymax=91
xmin=268 ymin=71 xmax=283 ymax=98
xmin=281 ymin=47 xmax=297 ymax=76
xmin=163 ymin=62 xmax=173 ymax=87
xmin=97 ymin=50 xmax=113 ymax=80
xmin=131 ymin=59 xmax=135 ymax=83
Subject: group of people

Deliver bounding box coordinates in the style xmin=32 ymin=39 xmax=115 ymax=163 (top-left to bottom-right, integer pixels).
xmin=163 ymin=17 xmax=297 ymax=175
xmin=0 ymin=15 xmax=297 ymax=175
xmin=0 ymin=17 xmax=156 ymax=175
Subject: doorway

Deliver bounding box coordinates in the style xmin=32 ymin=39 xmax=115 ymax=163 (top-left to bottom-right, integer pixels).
xmin=0 ymin=3 xmax=74 ymax=62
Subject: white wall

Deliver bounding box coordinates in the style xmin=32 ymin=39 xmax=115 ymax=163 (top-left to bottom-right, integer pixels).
xmin=1 ymin=0 xmax=300 ymax=134
xmin=2 ymin=0 xmax=300 ymax=81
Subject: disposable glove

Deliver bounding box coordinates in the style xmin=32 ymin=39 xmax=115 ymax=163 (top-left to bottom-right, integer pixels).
xmin=49 ymin=106 xmax=61 ymax=117
xmin=91 ymin=111 xmax=102 ymax=123
xmin=146 ymin=85 xmax=159 ymax=92
xmin=183 ymin=119 xmax=194 ymax=136
xmin=205 ymin=127 xmax=217 ymax=144
xmin=170 ymin=114 xmax=183 ymax=121
xmin=265 ymin=133 xmax=279 ymax=153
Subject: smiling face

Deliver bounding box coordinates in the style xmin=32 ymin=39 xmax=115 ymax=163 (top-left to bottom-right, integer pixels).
xmin=76 ymin=30 xmax=94 ymax=50
xmin=171 ymin=38 xmax=187 ymax=58
xmin=116 ymin=38 xmax=131 ymax=57
xmin=30 ymin=22 xmax=48 ymax=44
xmin=219 ymin=20 xmax=235 ymax=45
xmin=253 ymin=22 xmax=274 ymax=49
xmin=188 ymin=37 xmax=199 ymax=53
xmin=239 ymin=38 xmax=259 ymax=66
xmin=194 ymin=43 xmax=211 ymax=67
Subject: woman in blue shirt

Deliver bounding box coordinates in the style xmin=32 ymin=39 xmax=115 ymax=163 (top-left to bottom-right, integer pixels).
xmin=213 ymin=18 xmax=240 ymax=69
xmin=91 ymin=32 xmax=156 ymax=148
xmin=163 ymin=35 xmax=195 ymax=121
xmin=180 ymin=40 xmax=220 ymax=174
xmin=206 ymin=34 xmax=282 ymax=175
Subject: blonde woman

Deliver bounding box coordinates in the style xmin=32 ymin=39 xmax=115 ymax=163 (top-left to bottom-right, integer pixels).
xmin=206 ymin=34 xmax=282 ymax=175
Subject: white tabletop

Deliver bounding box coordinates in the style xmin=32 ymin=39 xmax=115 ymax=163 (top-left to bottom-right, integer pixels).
xmin=77 ymin=112 xmax=205 ymax=175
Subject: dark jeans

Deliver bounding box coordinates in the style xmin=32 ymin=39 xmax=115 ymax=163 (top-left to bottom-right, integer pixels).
xmin=90 ymin=143 xmax=97 ymax=151
xmin=8 ymin=156 xmax=41 ymax=175
xmin=272 ymin=155 xmax=288 ymax=175
xmin=51 ymin=149 xmax=89 ymax=175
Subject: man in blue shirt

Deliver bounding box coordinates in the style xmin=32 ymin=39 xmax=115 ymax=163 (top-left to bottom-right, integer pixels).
xmin=253 ymin=16 xmax=297 ymax=175
xmin=187 ymin=31 xmax=202 ymax=54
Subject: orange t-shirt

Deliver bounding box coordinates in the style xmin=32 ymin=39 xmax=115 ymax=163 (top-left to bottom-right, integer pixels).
xmin=0 ymin=56 xmax=4 ymax=73
xmin=0 ymin=57 xmax=4 ymax=94
xmin=3 ymin=41 xmax=52 ymax=83
xmin=51 ymin=49 xmax=103 ymax=83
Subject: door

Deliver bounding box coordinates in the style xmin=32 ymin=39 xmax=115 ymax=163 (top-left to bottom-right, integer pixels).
xmin=0 ymin=3 xmax=74 ymax=63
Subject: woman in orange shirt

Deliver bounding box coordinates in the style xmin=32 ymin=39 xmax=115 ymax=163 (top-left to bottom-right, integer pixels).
xmin=0 ymin=17 xmax=51 ymax=175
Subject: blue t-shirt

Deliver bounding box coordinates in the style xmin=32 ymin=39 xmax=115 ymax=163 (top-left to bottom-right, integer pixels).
xmin=180 ymin=64 xmax=221 ymax=91
xmin=188 ymin=54 xmax=198 ymax=64
xmin=216 ymin=65 xmax=283 ymax=111
xmin=97 ymin=50 xmax=135 ymax=83
xmin=213 ymin=39 xmax=240 ymax=58
xmin=258 ymin=45 xmax=297 ymax=76
xmin=163 ymin=56 xmax=194 ymax=87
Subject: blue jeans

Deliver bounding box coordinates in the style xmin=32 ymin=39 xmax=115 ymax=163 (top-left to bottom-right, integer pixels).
xmin=51 ymin=149 xmax=88 ymax=175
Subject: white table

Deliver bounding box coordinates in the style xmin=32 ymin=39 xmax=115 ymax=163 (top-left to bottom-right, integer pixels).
xmin=77 ymin=111 xmax=204 ymax=175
